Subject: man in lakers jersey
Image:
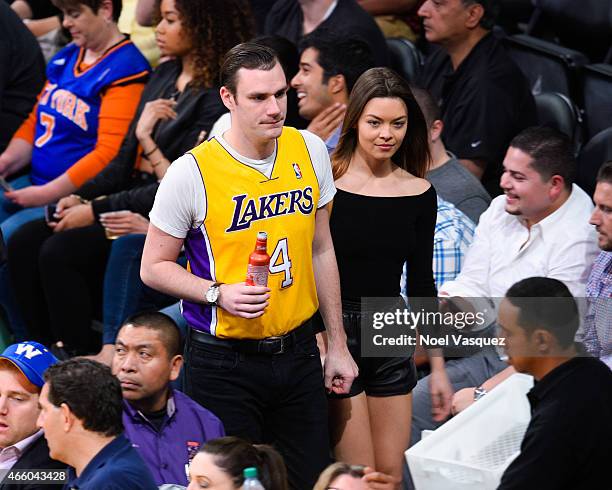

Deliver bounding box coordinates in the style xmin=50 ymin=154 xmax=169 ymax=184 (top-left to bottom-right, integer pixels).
xmin=141 ymin=43 xmax=357 ymax=489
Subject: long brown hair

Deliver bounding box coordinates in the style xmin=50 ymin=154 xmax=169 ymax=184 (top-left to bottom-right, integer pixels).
xmin=332 ymin=67 xmax=431 ymax=180
xmin=156 ymin=0 xmax=255 ymax=89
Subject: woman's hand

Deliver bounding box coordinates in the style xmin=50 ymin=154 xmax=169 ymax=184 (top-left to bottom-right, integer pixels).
xmin=135 ymin=99 xmax=177 ymax=143
xmin=57 ymin=195 xmax=83 ymax=213
xmin=99 ymin=210 xmax=149 ymax=236
xmin=5 ymin=185 xmax=53 ymax=207
xmin=52 ymin=203 xmax=94 ymax=232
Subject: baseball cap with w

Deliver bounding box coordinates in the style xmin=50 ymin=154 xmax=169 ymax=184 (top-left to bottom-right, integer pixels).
xmin=0 ymin=341 xmax=59 ymax=387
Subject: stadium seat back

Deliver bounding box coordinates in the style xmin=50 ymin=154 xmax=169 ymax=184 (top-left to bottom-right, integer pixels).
xmin=386 ymin=38 xmax=424 ymax=83
xmin=577 ymin=127 xmax=612 ymax=197
xmin=582 ymin=64 xmax=612 ymax=140
xmin=528 ymin=0 xmax=612 ymax=63
xmin=534 ymin=92 xmax=582 ymax=152
xmin=504 ymin=34 xmax=588 ymax=100
xmin=498 ymin=0 xmax=535 ymax=34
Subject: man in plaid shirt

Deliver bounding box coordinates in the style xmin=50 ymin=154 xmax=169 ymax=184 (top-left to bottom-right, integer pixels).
xmin=401 ymin=196 xmax=475 ymax=294
xmin=584 ymin=161 xmax=612 ymax=368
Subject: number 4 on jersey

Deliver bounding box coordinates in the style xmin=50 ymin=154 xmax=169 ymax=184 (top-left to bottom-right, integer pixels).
xmin=269 ymin=238 xmax=293 ymax=288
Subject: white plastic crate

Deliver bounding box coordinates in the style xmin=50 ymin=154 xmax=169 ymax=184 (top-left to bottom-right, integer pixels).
xmin=406 ymin=373 xmax=534 ymax=490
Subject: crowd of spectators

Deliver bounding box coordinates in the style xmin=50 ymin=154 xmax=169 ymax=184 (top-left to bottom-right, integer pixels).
xmin=0 ymin=0 xmax=610 ymax=489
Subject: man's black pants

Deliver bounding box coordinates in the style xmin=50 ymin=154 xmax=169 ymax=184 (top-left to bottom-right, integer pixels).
xmin=184 ymin=327 xmax=331 ymax=490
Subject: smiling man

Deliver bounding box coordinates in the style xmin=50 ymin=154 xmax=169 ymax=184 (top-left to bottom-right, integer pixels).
xmin=405 ymin=127 xmax=600 ymax=489
xmin=140 ymin=42 xmax=357 ymax=490
xmin=291 ymin=29 xmax=374 ymax=153
xmin=112 ymin=312 xmax=224 ymax=487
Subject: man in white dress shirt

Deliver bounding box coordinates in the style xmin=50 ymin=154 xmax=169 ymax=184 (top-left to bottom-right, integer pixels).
xmin=404 ymin=127 xmax=600 ymax=488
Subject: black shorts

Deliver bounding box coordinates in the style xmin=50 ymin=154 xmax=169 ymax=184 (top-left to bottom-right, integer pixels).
xmin=317 ymin=299 xmax=417 ymax=398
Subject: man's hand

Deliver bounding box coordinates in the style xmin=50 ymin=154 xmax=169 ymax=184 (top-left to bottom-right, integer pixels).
xmin=217 ymin=283 xmax=270 ymax=319
xmin=5 ymin=185 xmax=52 ymax=207
xmin=451 ymin=387 xmax=476 ymax=416
xmin=52 ymin=203 xmax=94 ymax=232
xmin=429 ymin=367 xmax=453 ymax=422
xmin=306 ymin=103 xmax=346 ymax=141
xmin=99 ymin=210 xmax=149 ymax=236
xmin=323 ymin=342 xmax=358 ymax=395
xmin=362 ymin=467 xmax=400 ymax=490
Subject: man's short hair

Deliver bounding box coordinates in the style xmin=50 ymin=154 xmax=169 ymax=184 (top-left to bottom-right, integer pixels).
xmin=509 ymin=126 xmax=576 ymax=190
xmin=505 ymin=277 xmax=579 ymax=349
xmin=44 ymin=359 xmax=123 ymax=437
xmin=0 ymin=359 xmax=39 ymax=394
xmin=220 ymin=42 xmax=279 ymax=95
xmin=411 ymin=86 xmax=441 ymax=129
xmin=462 ymin=0 xmax=500 ymax=30
xmin=298 ymin=28 xmax=375 ymax=94
xmin=121 ymin=312 xmax=182 ymax=358
xmin=52 ymin=0 xmax=122 ymax=22
xmin=596 ymin=160 xmax=612 ymax=185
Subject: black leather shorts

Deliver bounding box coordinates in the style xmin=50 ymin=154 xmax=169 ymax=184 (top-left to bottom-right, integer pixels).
xmin=317 ymin=299 xmax=418 ymax=398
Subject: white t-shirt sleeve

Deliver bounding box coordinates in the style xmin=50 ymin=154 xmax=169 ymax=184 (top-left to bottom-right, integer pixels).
xmin=209 ymin=112 xmax=231 ymax=140
xmin=300 ymin=130 xmax=336 ymax=208
xmin=149 ymin=153 xmax=207 ymax=238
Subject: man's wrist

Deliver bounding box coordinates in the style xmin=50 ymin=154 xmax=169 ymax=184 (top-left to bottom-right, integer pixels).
xmin=326 ymin=331 xmax=348 ymax=351
xmin=473 ymin=386 xmax=487 ymax=401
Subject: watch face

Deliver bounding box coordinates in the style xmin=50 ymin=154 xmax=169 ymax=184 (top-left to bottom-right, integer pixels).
xmin=206 ymin=286 xmax=219 ymax=304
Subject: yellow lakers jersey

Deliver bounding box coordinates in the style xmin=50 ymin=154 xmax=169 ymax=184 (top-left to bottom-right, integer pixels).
xmin=182 ymin=127 xmax=320 ymax=339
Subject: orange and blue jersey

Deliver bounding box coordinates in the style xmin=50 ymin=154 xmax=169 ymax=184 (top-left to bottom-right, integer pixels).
xmin=30 ymin=39 xmax=150 ymax=185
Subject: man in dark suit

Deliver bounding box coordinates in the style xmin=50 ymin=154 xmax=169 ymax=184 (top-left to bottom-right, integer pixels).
xmin=0 ymin=341 xmax=64 ymax=490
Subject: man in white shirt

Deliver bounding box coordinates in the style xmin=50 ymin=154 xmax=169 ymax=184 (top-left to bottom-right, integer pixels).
xmin=405 ymin=126 xmax=599 ymax=488
xmin=0 ymin=341 xmax=63 ymax=490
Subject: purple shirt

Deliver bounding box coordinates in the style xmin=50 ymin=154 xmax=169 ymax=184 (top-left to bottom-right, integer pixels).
xmin=122 ymin=390 xmax=224 ymax=486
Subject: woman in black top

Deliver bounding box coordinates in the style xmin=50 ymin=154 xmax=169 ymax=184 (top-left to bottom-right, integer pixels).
xmin=327 ymin=67 xmax=437 ymax=484
xmin=6 ymin=0 xmax=254 ymax=357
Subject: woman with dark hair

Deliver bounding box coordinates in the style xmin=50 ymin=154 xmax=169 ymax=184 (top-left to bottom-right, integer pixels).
xmin=6 ymin=0 xmax=254 ymax=356
xmin=187 ymin=437 xmax=289 ymax=490
xmin=326 ymin=67 xmax=436 ymax=485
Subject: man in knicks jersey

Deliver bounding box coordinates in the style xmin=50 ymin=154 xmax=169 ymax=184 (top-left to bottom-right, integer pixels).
xmin=140 ymin=43 xmax=357 ymax=490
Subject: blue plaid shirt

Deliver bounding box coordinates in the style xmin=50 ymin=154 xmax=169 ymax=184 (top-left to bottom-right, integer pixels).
xmin=584 ymin=251 xmax=612 ymax=368
xmin=402 ymin=197 xmax=475 ymax=295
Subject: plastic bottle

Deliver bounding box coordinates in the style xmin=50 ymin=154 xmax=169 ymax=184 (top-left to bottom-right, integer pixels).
xmin=243 ymin=467 xmax=265 ymax=490
xmin=246 ymin=232 xmax=270 ymax=286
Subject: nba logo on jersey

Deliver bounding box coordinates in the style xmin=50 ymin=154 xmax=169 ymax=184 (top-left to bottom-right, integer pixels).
xmin=292 ymin=163 xmax=302 ymax=179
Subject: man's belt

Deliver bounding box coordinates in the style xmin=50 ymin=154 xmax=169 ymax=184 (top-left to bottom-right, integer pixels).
xmin=189 ymin=320 xmax=314 ymax=355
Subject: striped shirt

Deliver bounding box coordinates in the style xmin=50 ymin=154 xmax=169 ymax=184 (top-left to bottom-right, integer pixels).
xmin=584 ymin=251 xmax=612 ymax=368
xmin=402 ymin=196 xmax=475 ymax=295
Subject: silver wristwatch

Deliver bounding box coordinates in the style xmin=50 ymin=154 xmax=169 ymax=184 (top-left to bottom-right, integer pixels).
xmin=473 ymin=386 xmax=488 ymax=401
xmin=205 ymin=283 xmax=222 ymax=306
